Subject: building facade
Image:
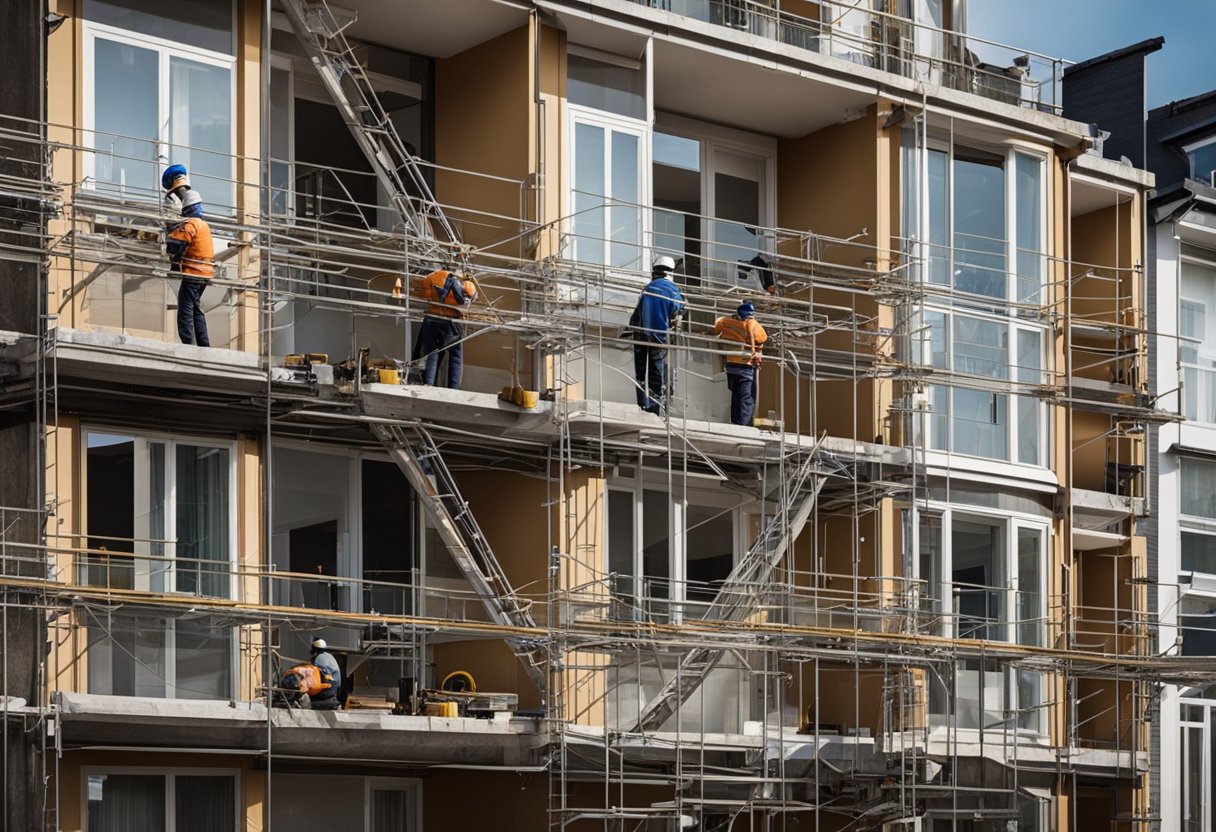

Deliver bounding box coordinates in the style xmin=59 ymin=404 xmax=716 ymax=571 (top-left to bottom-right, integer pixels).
xmin=0 ymin=0 xmax=1195 ymax=830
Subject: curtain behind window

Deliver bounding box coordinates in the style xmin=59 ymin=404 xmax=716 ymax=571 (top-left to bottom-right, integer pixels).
xmin=87 ymin=774 xmax=165 ymax=832
xmin=175 ymin=445 xmax=230 ymax=597
xmin=175 ymin=775 xmax=236 ymax=832
xmin=371 ymin=788 xmax=410 ymax=832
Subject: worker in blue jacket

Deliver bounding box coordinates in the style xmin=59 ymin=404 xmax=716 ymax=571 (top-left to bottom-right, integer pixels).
xmin=628 ymin=256 xmax=686 ymax=415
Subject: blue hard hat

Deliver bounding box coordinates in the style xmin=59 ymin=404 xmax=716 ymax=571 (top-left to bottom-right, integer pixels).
xmin=162 ymin=164 xmax=189 ymax=191
xmin=737 ymin=302 xmax=755 ymax=319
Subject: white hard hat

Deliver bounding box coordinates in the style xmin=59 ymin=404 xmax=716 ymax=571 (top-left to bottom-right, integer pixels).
xmin=311 ymin=638 xmax=327 ymax=650
xmin=180 ymin=189 xmax=203 ymax=209
xmin=653 ymin=255 xmax=676 ymax=273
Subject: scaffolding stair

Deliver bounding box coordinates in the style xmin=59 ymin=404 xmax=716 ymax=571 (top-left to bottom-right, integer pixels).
xmin=281 ymin=0 xmax=458 ymax=249
xmin=628 ymin=448 xmax=829 ymax=734
xmin=372 ymin=422 xmax=547 ymax=698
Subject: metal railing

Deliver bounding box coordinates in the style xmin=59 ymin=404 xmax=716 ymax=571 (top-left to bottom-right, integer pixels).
xmin=627 ymin=0 xmax=1068 ymax=112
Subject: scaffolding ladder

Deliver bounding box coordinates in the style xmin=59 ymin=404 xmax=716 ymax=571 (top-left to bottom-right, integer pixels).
xmin=281 ymin=0 xmax=459 ymax=249
xmin=372 ymin=422 xmax=547 ymax=699
xmin=628 ymin=447 xmax=829 ymax=734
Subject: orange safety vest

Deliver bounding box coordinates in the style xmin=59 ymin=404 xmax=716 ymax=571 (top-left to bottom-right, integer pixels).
xmin=167 ymin=216 xmax=215 ymax=278
xmin=419 ymin=270 xmax=469 ymax=319
xmin=714 ymin=315 xmax=768 ymax=366
xmin=283 ymin=663 xmax=333 ymax=697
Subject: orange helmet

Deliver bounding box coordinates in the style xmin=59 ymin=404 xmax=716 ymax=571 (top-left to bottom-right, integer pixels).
xmin=462 ymin=280 xmax=478 ymax=302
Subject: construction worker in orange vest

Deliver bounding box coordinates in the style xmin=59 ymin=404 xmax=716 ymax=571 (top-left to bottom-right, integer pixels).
xmin=411 ymin=267 xmax=477 ymax=388
xmin=166 ymin=189 xmax=214 ymax=347
xmin=713 ymin=302 xmax=768 ymax=426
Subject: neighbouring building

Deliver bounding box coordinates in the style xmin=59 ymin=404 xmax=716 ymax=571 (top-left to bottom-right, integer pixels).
xmin=0 ymin=1 xmax=1200 ymax=830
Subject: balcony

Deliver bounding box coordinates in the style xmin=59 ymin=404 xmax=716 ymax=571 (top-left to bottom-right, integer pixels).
xmin=623 ymin=0 xmax=1066 ymax=113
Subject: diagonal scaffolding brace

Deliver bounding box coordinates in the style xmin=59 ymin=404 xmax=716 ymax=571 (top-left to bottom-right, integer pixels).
xmin=627 ymin=445 xmax=829 ymax=734
xmin=372 ymin=422 xmax=548 ymax=699
xmin=280 ymin=0 xmax=459 ymax=249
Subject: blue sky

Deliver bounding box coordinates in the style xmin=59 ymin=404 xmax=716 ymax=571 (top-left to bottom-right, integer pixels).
xmin=967 ymin=0 xmax=1216 ymax=108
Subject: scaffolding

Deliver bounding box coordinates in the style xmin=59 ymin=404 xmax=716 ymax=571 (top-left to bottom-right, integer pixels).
xmin=0 ymin=14 xmax=1206 ymax=830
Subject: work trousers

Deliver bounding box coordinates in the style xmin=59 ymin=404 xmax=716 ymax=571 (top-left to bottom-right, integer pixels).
xmin=726 ymin=363 xmax=757 ymax=426
xmin=416 ymin=316 xmax=464 ymax=389
xmin=633 ymin=343 xmax=668 ymax=414
xmin=177 ymin=278 xmax=210 ymax=347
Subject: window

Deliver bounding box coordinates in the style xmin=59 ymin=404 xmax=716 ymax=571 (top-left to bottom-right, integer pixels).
xmin=1182 ymin=597 xmax=1216 ymax=658
xmin=84 ymin=431 xmax=235 ymax=598
xmin=606 ymin=481 xmax=746 ymax=623
xmin=271 ymin=446 xmax=417 ymax=615
xmin=1182 ymin=458 xmax=1216 ymax=574
xmin=271 ymin=774 xmax=421 ymax=832
xmin=914 ymin=510 xmax=1047 ymax=732
xmin=567 ymin=50 xmax=647 ymax=270
xmin=1187 ymin=137 xmax=1216 ymax=186
xmin=84 ymin=20 xmax=235 ymax=209
xmin=86 ymin=610 xmax=234 ymax=700
xmin=916 ymin=311 xmax=1045 ymax=464
xmin=904 ymin=139 xmax=1046 ymax=304
xmin=1180 ymin=696 xmax=1216 ymax=832
xmin=86 ymin=769 xmax=237 ymax=832
xmin=1182 ymin=259 xmax=1216 ymax=424
xmin=569 ymin=110 xmax=645 ymax=269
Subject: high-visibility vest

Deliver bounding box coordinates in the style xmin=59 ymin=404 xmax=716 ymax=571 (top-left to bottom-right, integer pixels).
xmin=714 ymin=315 xmax=768 ymax=365
xmin=167 ymin=217 xmax=214 ymax=278
xmin=419 ymin=270 xmax=470 ymax=318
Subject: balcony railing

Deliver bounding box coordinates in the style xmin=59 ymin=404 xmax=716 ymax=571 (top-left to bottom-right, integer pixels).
xmin=626 ymin=0 xmax=1068 ymax=112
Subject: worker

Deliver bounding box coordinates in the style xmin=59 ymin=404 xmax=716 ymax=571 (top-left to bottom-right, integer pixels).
xmin=161 ymin=163 xmax=190 ymax=207
xmin=412 ymin=267 xmax=476 ymax=388
xmin=627 ymin=256 xmax=686 ymax=416
xmin=713 ymin=302 xmax=768 ymax=426
xmin=309 ymin=638 xmax=342 ymax=710
xmin=166 ymin=189 xmax=214 ymax=347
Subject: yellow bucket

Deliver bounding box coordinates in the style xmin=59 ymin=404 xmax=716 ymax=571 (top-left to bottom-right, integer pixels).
xmin=377 ymin=369 xmax=400 ymax=385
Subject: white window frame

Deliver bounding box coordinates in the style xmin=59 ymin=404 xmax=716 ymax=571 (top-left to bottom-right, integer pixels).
xmin=272 ymin=440 xmax=420 ymax=614
xmin=82 ymin=766 xmax=240 ymax=832
xmin=82 ymin=427 xmax=239 ymax=600
xmin=82 ymin=21 xmax=237 ymax=205
xmin=604 ymin=474 xmax=752 ymax=624
xmin=566 ymin=103 xmax=650 ymax=272
xmin=85 ymin=610 xmax=238 ymax=701
xmin=911 ymin=504 xmax=1050 ymax=735
xmin=1184 ymin=135 xmax=1216 ymax=186
xmin=1179 ymin=695 xmax=1216 ymax=832
xmin=1180 ymin=253 xmax=1216 ymax=425
xmin=364 ymin=776 xmax=423 ymax=832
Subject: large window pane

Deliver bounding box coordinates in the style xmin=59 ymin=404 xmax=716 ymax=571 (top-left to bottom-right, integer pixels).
xmin=87 ymin=612 xmax=167 ymax=698
xmin=87 ymin=773 xmax=165 ymax=832
xmin=1017 ymin=528 xmax=1043 ymax=647
xmin=175 ymin=445 xmax=231 ymax=597
xmin=684 ymin=504 xmax=733 ymax=614
xmin=567 ymin=54 xmax=644 ymax=119
xmin=85 ymin=0 xmax=234 ymax=55
xmin=711 ymin=170 xmax=763 ymax=284
xmin=952 ymin=315 xmax=1007 ymax=378
xmin=1183 ymin=531 xmax=1216 ymax=574
xmin=608 ymin=490 xmax=636 ymax=618
xmin=85 ymin=433 xmax=136 ymax=589
xmin=174 ymin=617 xmax=232 ymax=700
xmin=361 ymin=460 xmax=415 ymax=616
xmin=1015 ymin=153 xmax=1044 ymax=303
xmin=952 ymin=520 xmax=1004 ymax=641
xmin=175 ymin=775 xmax=236 ymax=832
xmin=1182 ymin=459 xmax=1216 ymax=519
xmin=169 ymin=57 xmax=233 ymax=211
xmin=952 ymin=149 xmax=1006 ymax=299
xmin=93 ymin=38 xmax=159 ymax=198
xmin=642 ymin=489 xmax=670 ymax=617
xmin=927 ymin=148 xmax=949 ymax=286
xmin=610 ymin=131 xmax=641 ymax=269
xmin=1017 ymin=329 xmax=1042 ymax=465
xmin=952 ymin=389 xmax=1008 ymax=460
xmin=572 ymin=122 xmax=605 ymax=265
xmin=1181 ymin=261 xmax=1216 ymax=424
xmin=267 ymin=66 xmax=292 ymax=216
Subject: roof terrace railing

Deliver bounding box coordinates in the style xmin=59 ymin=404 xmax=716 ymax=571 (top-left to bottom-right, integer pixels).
xmin=626 ymin=0 xmax=1069 ymax=113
